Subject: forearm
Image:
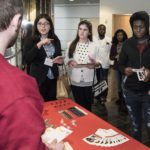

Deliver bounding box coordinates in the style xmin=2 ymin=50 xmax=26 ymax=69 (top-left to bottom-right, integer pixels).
xmin=0 ymin=98 xmax=48 ymax=150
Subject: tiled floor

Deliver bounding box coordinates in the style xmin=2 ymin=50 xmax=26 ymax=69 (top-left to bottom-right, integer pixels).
xmin=92 ymin=100 xmax=150 ymax=147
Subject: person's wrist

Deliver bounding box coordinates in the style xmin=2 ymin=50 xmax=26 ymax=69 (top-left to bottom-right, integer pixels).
xmin=41 ymin=41 xmax=44 ymax=46
xmin=37 ymin=43 xmax=42 ymax=49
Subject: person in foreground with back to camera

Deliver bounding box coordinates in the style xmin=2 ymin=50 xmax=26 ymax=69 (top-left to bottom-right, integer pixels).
xmin=0 ymin=0 xmax=64 ymax=149
xmin=119 ymin=11 xmax=150 ymax=143
xmin=24 ymin=14 xmax=64 ymax=101
xmin=65 ymin=20 xmax=101 ymax=111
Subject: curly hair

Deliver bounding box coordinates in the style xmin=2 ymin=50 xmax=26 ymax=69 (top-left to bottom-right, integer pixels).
xmin=112 ymin=29 xmax=128 ymax=45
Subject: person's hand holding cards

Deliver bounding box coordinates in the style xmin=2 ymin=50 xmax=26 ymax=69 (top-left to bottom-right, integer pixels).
xmin=132 ymin=67 xmax=150 ymax=81
xmin=53 ymin=56 xmax=64 ymax=64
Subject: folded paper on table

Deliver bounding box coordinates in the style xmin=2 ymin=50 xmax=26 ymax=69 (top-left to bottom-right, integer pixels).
xmin=41 ymin=126 xmax=72 ymax=144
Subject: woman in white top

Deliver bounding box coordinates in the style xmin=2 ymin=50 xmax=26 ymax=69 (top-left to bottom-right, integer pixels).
xmin=65 ymin=20 xmax=101 ymax=111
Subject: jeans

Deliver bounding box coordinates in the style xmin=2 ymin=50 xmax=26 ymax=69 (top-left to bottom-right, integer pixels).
xmin=124 ymin=89 xmax=150 ymax=142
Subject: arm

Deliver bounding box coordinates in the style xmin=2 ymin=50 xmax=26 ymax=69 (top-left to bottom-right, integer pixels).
xmin=53 ymin=39 xmax=64 ymax=65
xmin=64 ymin=42 xmax=77 ymax=68
xmin=88 ymin=45 xmax=101 ymax=69
xmin=0 ymin=97 xmax=48 ymax=150
xmin=143 ymin=67 xmax=150 ymax=82
xmin=0 ymin=97 xmax=65 ymax=150
xmin=109 ymin=44 xmax=117 ymax=60
xmin=119 ymin=43 xmax=133 ymax=76
xmin=24 ymin=38 xmax=40 ymax=64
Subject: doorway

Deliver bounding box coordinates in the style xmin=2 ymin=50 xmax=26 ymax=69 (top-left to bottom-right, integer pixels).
xmin=112 ymin=14 xmax=131 ymax=38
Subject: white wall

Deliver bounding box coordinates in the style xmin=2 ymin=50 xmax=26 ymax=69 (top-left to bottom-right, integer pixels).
xmin=100 ymin=0 xmax=150 ymax=37
xmin=54 ymin=0 xmax=150 ymax=49
xmin=54 ymin=4 xmax=99 ymax=50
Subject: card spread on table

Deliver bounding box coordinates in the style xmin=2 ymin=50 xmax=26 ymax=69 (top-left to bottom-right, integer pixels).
xmin=83 ymin=128 xmax=129 ymax=147
xmin=41 ymin=126 xmax=72 ymax=144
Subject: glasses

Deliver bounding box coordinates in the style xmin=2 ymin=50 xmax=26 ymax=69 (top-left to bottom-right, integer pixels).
xmin=37 ymin=22 xmax=50 ymax=27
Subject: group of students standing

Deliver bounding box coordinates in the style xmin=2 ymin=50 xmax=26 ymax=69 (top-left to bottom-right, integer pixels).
xmin=0 ymin=0 xmax=150 ymax=148
xmin=22 ymin=14 xmax=127 ymax=112
xmin=23 ymin=11 xmax=150 ymax=144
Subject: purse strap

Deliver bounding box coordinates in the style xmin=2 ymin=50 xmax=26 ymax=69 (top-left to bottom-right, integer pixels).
xmin=59 ymin=64 xmax=71 ymax=83
xmin=92 ymin=68 xmax=96 ymax=88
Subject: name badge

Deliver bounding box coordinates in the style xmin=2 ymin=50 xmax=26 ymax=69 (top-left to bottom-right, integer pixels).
xmin=44 ymin=57 xmax=53 ymax=67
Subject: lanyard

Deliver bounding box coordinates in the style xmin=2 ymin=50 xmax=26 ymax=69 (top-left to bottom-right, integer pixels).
xmin=43 ymin=43 xmax=55 ymax=58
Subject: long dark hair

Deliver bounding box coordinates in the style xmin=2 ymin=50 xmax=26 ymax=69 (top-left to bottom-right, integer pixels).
xmin=112 ymin=29 xmax=128 ymax=45
xmin=33 ymin=14 xmax=59 ymax=44
xmin=68 ymin=20 xmax=93 ymax=58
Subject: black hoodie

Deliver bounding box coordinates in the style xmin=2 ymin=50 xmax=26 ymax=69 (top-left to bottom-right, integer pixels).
xmin=119 ymin=11 xmax=150 ymax=93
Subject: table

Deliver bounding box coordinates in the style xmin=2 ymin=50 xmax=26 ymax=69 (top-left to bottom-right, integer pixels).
xmin=42 ymin=99 xmax=149 ymax=150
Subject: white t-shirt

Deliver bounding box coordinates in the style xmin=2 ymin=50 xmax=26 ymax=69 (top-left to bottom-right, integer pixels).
xmin=94 ymin=36 xmax=112 ymax=69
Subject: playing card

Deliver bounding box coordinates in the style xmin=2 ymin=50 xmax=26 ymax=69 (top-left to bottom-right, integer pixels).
xmin=83 ymin=134 xmax=101 ymax=146
xmin=83 ymin=129 xmax=129 ymax=147
xmin=95 ymin=128 xmax=118 ymax=137
xmin=99 ymin=137 xmax=108 ymax=147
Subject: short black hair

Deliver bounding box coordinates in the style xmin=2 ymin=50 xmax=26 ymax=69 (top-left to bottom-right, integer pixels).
xmin=0 ymin=0 xmax=23 ymax=31
xmin=130 ymin=11 xmax=149 ymax=35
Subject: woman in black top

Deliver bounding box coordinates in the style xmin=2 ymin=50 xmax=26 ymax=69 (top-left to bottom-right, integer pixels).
xmin=24 ymin=14 xmax=63 ymax=101
xmin=110 ymin=29 xmax=128 ymax=105
xmin=119 ymin=11 xmax=150 ymax=142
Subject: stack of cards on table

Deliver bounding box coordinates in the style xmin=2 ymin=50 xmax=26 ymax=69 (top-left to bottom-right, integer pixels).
xmin=42 ymin=126 xmax=72 ymax=144
xmin=83 ymin=128 xmax=129 ymax=147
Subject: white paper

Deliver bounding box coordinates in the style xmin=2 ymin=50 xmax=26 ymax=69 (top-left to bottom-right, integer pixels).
xmin=95 ymin=129 xmax=118 ymax=137
xmin=41 ymin=126 xmax=72 ymax=144
xmin=44 ymin=57 xmax=53 ymax=67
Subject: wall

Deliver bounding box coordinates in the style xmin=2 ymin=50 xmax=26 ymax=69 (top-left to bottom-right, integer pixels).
xmin=54 ymin=4 xmax=99 ymax=50
xmin=100 ymin=0 xmax=150 ymax=37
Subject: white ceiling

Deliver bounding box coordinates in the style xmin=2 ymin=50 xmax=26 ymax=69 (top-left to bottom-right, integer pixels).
xmin=54 ymin=0 xmax=99 ymax=5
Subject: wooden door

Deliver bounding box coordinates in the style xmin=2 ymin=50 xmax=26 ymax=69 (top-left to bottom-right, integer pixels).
xmin=112 ymin=14 xmax=132 ymax=38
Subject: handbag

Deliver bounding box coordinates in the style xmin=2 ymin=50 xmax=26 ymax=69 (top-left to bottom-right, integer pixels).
xmin=56 ymin=76 xmax=69 ymax=99
xmin=92 ymin=68 xmax=108 ymax=98
xmin=93 ymin=80 xmax=108 ymax=98
xmin=62 ymin=72 xmax=71 ymax=95
xmin=56 ymin=65 xmax=71 ymax=99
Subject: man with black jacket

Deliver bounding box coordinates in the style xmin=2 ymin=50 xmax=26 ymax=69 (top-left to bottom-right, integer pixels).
xmin=119 ymin=11 xmax=150 ymax=143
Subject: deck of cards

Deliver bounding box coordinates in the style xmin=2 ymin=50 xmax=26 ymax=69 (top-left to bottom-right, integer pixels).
xmin=132 ymin=68 xmax=146 ymax=81
xmin=83 ymin=128 xmax=129 ymax=147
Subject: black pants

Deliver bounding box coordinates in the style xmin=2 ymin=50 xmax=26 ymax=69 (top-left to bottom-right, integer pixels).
xmin=96 ymin=68 xmax=108 ymax=98
xmin=71 ymin=85 xmax=93 ymax=111
xmin=39 ymin=77 xmax=57 ymax=101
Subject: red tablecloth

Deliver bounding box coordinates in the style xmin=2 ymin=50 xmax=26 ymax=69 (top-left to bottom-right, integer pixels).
xmin=42 ymin=99 xmax=149 ymax=150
